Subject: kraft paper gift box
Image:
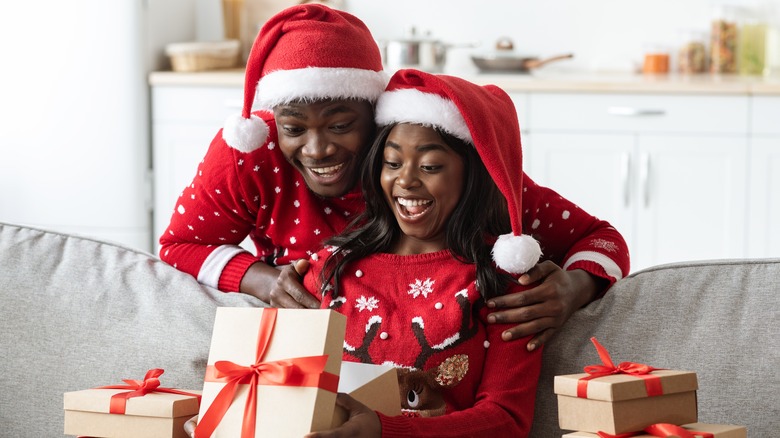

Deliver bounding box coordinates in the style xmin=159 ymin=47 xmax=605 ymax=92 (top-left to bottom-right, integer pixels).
xmin=195 ymin=307 xmax=346 ymax=438
xmin=332 ymin=361 xmax=401 ymax=427
xmin=63 ymin=369 xmax=201 ymax=438
xmin=555 ymin=338 xmax=698 ymax=435
xmin=561 ymin=422 xmax=747 ymax=438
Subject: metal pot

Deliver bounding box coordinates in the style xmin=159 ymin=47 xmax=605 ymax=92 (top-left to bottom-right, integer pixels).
xmin=380 ymin=28 xmax=472 ymax=73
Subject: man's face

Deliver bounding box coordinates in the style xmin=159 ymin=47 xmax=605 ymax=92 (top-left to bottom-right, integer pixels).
xmin=274 ymin=99 xmax=375 ymax=198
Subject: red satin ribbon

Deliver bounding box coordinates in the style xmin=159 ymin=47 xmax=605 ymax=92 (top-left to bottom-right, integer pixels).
xmin=577 ymin=337 xmax=663 ymax=399
xmin=96 ymin=368 xmax=202 ymax=415
xmin=596 ymin=423 xmax=714 ymax=438
xmin=194 ymin=308 xmax=335 ymax=438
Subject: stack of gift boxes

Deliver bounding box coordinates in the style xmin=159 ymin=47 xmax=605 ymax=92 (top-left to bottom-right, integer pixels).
xmin=555 ymin=338 xmax=747 ymax=438
xmin=64 ymin=308 xmax=400 ymax=438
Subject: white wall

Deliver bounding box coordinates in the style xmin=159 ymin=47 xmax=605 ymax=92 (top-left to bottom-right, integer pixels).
xmin=346 ymin=0 xmax=780 ymax=73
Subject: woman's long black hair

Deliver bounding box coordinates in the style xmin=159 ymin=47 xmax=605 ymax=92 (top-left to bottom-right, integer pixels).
xmin=320 ymin=123 xmax=515 ymax=300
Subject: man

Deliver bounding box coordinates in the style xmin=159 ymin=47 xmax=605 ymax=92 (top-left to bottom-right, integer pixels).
xmin=159 ymin=4 xmax=630 ymax=351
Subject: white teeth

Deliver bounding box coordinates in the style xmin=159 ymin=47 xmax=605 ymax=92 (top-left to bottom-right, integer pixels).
xmin=397 ymin=197 xmax=432 ymax=207
xmin=310 ymin=164 xmax=343 ymax=175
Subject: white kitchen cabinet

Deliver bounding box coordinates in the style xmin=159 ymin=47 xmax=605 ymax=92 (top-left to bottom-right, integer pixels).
xmin=748 ymin=97 xmax=780 ymax=258
xmin=527 ymin=93 xmax=750 ymax=272
xmin=151 ymin=85 xmax=243 ymax=251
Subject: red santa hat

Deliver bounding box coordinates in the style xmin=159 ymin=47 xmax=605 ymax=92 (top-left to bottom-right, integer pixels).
xmin=374 ymin=69 xmax=542 ymax=274
xmin=223 ymin=4 xmax=388 ymax=152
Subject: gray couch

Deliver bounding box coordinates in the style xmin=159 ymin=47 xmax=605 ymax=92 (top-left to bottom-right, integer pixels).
xmin=1 ymin=222 xmax=777 ymax=437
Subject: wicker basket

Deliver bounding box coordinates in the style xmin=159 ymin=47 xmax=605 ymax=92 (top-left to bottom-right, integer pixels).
xmin=166 ymin=40 xmax=240 ymax=72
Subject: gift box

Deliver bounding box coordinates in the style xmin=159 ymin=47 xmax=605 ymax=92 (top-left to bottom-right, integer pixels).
xmin=561 ymin=422 xmax=747 ymax=438
xmin=63 ymin=369 xmax=201 ymax=438
xmin=555 ymin=338 xmax=698 ymax=435
xmin=332 ymin=361 xmax=401 ymax=427
xmin=195 ymin=308 xmax=346 ymax=438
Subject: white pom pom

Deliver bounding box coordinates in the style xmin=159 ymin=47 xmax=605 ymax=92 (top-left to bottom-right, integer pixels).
xmin=222 ymin=113 xmax=269 ymax=152
xmin=492 ymin=233 xmax=542 ymax=274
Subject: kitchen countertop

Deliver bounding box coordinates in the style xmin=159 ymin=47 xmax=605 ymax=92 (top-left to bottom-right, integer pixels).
xmin=148 ymin=69 xmax=780 ymax=95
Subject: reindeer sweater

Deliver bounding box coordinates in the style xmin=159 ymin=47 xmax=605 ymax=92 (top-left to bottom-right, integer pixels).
xmin=304 ymin=249 xmax=542 ymax=438
xmin=159 ymin=111 xmax=630 ymax=293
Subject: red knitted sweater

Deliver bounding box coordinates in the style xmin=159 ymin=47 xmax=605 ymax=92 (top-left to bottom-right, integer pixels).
xmin=304 ymin=249 xmax=542 ymax=438
xmin=159 ymin=111 xmax=630 ymax=292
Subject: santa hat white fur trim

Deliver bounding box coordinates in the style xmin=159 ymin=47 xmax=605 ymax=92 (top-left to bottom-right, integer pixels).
xmin=492 ymin=233 xmax=542 ymax=275
xmin=222 ymin=113 xmax=269 ymax=153
xmin=375 ymin=88 xmax=473 ymax=144
xmin=255 ymin=67 xmax=389 ymax=110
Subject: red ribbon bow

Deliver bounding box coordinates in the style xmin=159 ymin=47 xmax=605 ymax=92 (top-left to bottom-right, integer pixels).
xmin=577 ymin=337 xmax=663 ymax=398
xmin=97 ymin=368 xmax=201 ymax=415
xmin=597 ymin=423 xmax=714 ymax=438
xmin=194 ymin=308 xmax=336 ymax=438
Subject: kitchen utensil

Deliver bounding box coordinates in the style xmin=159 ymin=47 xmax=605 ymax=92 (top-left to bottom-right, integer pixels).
xmin=380 ymin=27 xmax=476 ymax=72
xmin=471 ymin=37 xmax=573 ymax=73
xmin=471 ymin=53 xmax=573 ymax=72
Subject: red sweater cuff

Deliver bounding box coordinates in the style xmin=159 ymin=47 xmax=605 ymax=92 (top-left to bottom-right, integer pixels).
xmin=217 ymin=252 xmax=258 ymax=292
xmin=566 ymin=259 xmax=617 ymax=299
xmin=377 ymin=412 xmax=414 ymax=437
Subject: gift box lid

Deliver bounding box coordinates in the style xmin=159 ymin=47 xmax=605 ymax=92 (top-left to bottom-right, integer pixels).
xmin=554 ymin=369 xmax=698 ymax=402
xmin=64 ymin=388 xmax=201 ymax=418
xmin=562 ymin=422 xmax=746 ymax=438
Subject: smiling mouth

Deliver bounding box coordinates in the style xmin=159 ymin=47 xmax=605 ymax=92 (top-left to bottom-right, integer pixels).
xmin=396 ymin=197 xmax=433 ymax=219
xmin=309 ymin=163 xmax=344 ymax=176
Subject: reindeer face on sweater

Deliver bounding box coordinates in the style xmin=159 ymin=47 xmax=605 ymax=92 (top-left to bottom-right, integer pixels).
xmin=397 ymin=354 xmax=469 ymax=417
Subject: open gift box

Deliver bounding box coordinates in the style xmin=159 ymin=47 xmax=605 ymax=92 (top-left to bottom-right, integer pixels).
xmin=555 ymin=338 xmax=698 ymax=435
xmin=562 ymin=422 xmax=747 ymax=438
xmin=63 ymin=369 xmax=201 ymax=438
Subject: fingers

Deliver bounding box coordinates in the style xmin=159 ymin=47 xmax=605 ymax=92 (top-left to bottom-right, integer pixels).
xmin=269 ymin=263 xmax=321 ymax=309
xmin=527 ymin=328 xmax=556 ymax=351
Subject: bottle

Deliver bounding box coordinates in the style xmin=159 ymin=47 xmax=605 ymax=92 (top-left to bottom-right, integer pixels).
xmin=764 ymin=3 xmax=780 ymax=76
xmin=642 ymin=44 xmax=670 ymax=74
xmin=711 ymin=4 xmax=738 ymax=74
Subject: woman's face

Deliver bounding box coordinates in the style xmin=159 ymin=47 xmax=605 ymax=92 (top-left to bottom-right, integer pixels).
xmin=380 ymin=123 xmax=465 ymax=254
xmin=275 ymin=99 xmax=375 ymax=198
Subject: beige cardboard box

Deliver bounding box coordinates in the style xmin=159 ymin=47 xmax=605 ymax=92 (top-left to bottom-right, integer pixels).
xmin=555 ymin=369 xmax=698 ymax=434
xmin=64 ymin=387 xmax=200 ymax=438
xmin=562 ymin=422 xmax=747 ymax=438
xmin=332 ymin=361 xmax=402 ymax=426
xmin=197 ymin=308 xmax=346 ymax=438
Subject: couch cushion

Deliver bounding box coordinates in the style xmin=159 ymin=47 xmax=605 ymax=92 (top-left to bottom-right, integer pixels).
xmin=530 ymin=258 xmax=780 ymax=437
xmin=0 ymin=222 xmax=263 ymax=437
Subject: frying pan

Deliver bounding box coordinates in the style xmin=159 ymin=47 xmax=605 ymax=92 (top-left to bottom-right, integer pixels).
xmin=471 ymin=53 xmax=574 ymax=73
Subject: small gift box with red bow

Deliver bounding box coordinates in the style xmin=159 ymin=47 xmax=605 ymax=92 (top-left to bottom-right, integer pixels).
xmin=554 ymin=338 xmax=699 ymax=435
xmin=194 ymin=307 xmax=346 ymax=438
xmin=63 ymin=369 xmax=201 ymax=438
xmin=561 ymin=422 xmax=747 ymax=438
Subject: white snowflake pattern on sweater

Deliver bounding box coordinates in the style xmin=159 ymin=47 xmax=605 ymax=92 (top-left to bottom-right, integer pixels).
xmin=355 ymin=295 xmax=379 ymax=312
xmin=408 ymin=278 xmax=435 ymax=298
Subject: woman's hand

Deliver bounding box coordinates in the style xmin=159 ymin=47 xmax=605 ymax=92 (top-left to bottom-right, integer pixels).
xmin=304 ymin=393 xmax=381 ymax=438
xmin=240 ymin=259 xmax=320 ymax=309
xmin=486 ymin=261 xmax=607 ymax=351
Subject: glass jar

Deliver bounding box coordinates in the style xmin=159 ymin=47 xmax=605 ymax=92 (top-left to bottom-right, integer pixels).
xmin=642 ymin=44 xmax=670 ymax=74
xmin=711 ymin=4 xmax=739 ymax=74
xmin=738 ymin=10 xmax=767 ymax=75
xmin=677 ymin=29 xmax=708 ymax=74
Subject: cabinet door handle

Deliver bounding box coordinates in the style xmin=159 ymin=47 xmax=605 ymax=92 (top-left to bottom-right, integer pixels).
xmin=621 ymin=152 xmax=631 ymax=208
xmin=607 ymin=106 xmax=666 ymax=117
xmin=640 ymin=153 xmax=651 ymax=208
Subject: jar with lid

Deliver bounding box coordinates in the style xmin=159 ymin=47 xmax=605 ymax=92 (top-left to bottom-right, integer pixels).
xmin=710 ymin=4 xmax=739 ymax=74
xmin=677 ymin=29 xmax=708 ymax=74
xmin=738 ymin=6 xmax=768 ymax=75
